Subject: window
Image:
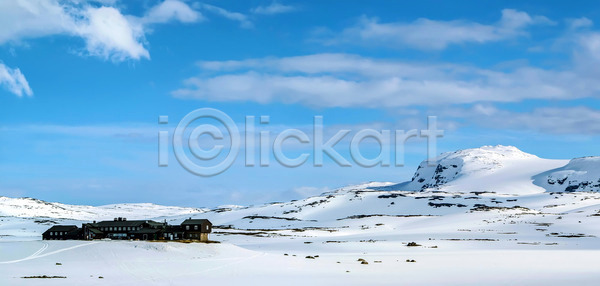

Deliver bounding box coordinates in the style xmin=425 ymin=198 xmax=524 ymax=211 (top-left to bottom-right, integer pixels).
xmin=186 ymin=225 xmax=190 ymax=230
xmin=50 ymin=232 xmax=53 ymax=236
xmin=194 ymin=225 xmax=198 ymax=230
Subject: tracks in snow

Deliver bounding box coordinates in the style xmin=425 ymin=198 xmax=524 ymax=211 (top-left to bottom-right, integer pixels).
xmin=0 ymin=241 xmax=98 ymax=264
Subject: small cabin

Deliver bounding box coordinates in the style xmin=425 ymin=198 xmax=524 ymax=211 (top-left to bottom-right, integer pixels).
xmin=181 ymin=218 xmax=212 ymax=241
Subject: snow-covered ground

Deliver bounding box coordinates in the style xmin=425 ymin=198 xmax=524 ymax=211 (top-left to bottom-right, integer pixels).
xmin=1 ymin=240 xmax=599 ymax=285
xmin=2 ymin=146 xmax=600 ymax=285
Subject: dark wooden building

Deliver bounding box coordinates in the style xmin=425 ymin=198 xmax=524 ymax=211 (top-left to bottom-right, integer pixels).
xmin=181 ymin=218 xmax=212 ymax=242
xmin=42 ymin=225 xmax=81 ymax=240
xmin=44 ymin=217 xmax=212 ymax=242
xmin=163 ymin=225 xmax=184 ymax=240
xmin=82 ymin=217 xmax=167 ymax=240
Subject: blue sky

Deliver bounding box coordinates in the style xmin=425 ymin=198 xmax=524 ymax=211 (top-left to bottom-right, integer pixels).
xmin=1 ymin=0 xmax=600 ymax=207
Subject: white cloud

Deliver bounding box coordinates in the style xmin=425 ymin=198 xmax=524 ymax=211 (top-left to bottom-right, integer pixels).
xmin=201 ymin=4 xmax=252 ymax=29
xmin=572 ymin=32 xmax=600 ymax=77
xmin=436 ymin=104 xmax=600 ymax=135
xmin=141 ymin=0 xmax=203 ymax=24
xmin=0 ymin=63 xmax=33 ymax=96
xmin=78 ymin=6 xmax=149 ymax=61
xmin=325 ymin=9 xmax=554 ymax=50
xmin=0 ymin=0 xmax=202 ymax=61
xmin=0 ymin=0 xmax=76 ymax=44
xmin=497 ymin=106 xmax=600 ymax=134
xmin=172 ymin=53 xmax=599 ymax=108
xmin=251 ymin=2 xmax=296 ymax=15
xmin=0 ymin=0 xmax=206 ymax=96
xmin=567 ymin=17 xmax=593 ymax=30
xmin=578 ymin=33 xmax=600 ymax=61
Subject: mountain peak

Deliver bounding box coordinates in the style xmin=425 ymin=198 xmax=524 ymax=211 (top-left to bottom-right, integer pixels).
xmin=446 ymin=145 xmax=537 ymax=160
xmin=396 ymin=145 xmax=561 ymax=193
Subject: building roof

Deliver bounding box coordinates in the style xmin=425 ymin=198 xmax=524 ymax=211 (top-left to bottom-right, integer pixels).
xmin=43 ymin=225 xmax=78 ymax=233
xmin=146 ymin=221 xmax=166 ymax=228
xmin=181 ymin=219 xmax=211 ymax=225
xmin=95 ymin=220 xmax=158 ymax=227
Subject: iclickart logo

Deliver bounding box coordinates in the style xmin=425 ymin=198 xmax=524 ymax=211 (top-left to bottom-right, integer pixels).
xmin=158 ymin=108 xmax=443 ymax=177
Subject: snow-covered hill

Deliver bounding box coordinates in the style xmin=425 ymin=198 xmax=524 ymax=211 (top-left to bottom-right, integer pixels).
xmin=534 ymin=157 xmax=600 ymax=193
xmin=392 ymin=145 xmax=569 ymax=195
xmin=0 ymin=197 xmax=206 ymax=220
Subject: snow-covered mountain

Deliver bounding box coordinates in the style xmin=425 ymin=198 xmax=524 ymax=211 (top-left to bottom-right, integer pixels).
xmin=533 ymin=157 xmax=600 ymax=193
xmin=0 ymin=197 xmax=206 ymax=220
xmin=2 ymin=145 xmax=600 ymax=226
xmin=3 ymin=145 xmax=600 ymax=224
xmin=392 ymin=145 xmax=570 ymax=195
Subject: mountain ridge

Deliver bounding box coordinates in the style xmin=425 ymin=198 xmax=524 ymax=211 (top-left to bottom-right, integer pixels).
xmin=2 ymin=145 xmax=600 ymax=222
